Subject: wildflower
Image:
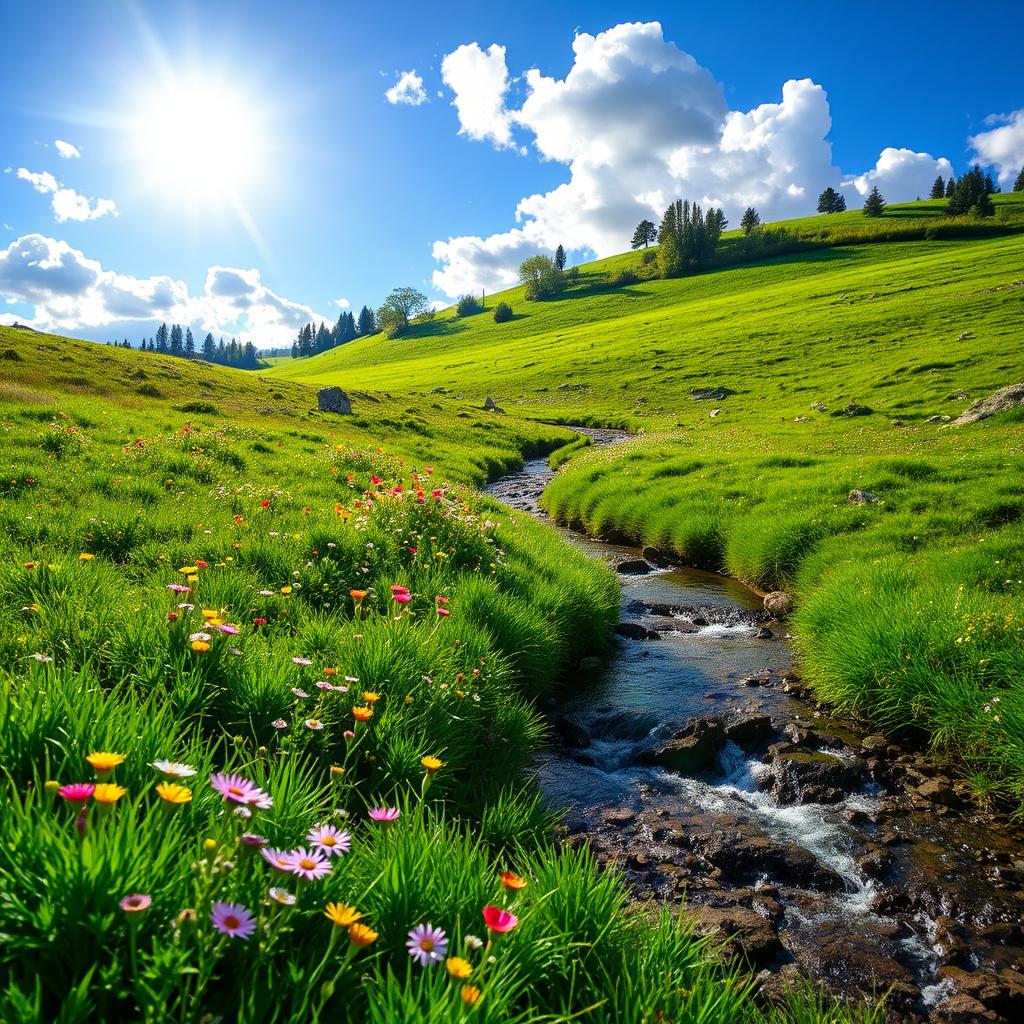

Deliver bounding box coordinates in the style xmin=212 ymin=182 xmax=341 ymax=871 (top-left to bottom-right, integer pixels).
xmin=254 ymin=617 xmax=267 ymax=627
xmin=93 ymin=783 xmax=127 ymax=804
xmin=368 ymin=807 xmax=400 ymax=823
xmin=218 ymin=624 xmax=241 ymax=635
xmin=195 ymin=560 xmax=209 ymax=569
xmin=307 ymin=824 xmax=351 ymax=857
xmin=59 ymin=783 xmax=94 ymax=806
xmin=407 ymin=923 xmax=447 ymax=966
xmin=151 ymin=759 xmax=196 ymax=779
xmin=272 ymin=719 xmax=288 ymax=730
xmin=393 ymin=592 xmax=412 ymax=604
xmin=390 ymin=585 xmax=410 ymax=595
xmin=446 ymin=957 xmax=473 ymax=979
xmin=291 ymin=656 xmax=311 ymax=666
xmin=86 ymin=751 xmax=124 ymax=777
xmin=120 ymin=893 xmax=152 ymax=913
xmin=461 ymin=985 xmax=481 ymax=1006
xmin=421 ymin=756 xmax=443 ymax=773
xmin=209 ymin=772 xmax=272 ymax=810
xmin=178 ymin=566 xmax=198 ymax=575
xmin=500 ymin=871 xmax=527 ymax=890
xmin=242 ymin=833 xmax=269 ymax=848
xmin=31 ymin=652 xmax=54 ymax=663
xmin=348 ymin=923 xmax=378 ymax=948
xmin=268 ymin=887 xmax=296 ymax=906
xmin=362 ymin=691 xmax=381 ymax=703
xmin=79 ymin=553 xmax=94 ymax=561
xmin=482 ymin=906 xmax=518 ymax=933
xmin=437 ymin=607 xmax=450 ymax=617
xmin=324 ymin=668 xmax=339 ymax=676
xmin=280 ymin=586 xmax=293 ymax=595
xmin=167 ymin=583 xmax=190 ymax=593
xmin=192 ymin=640 xmax=211 ymax=652
xmin=352 ymin=706 xmax=373 ymax=722
xmin=261 ymin=848 xmax=293 ymax=872
xmin=203 ymin=838 xmax=218 ymax=853
xmin=211 ymin=901 xmax=257 ymax=940
xmin=324 ymin=902 xmax=362 ymax=927
xmin=291 ymin=688 xmax=310 ymax=698
xmin=351 ymin=590 xmax=367 ymax=601
xmin=464 ymin=934 xmax=484 ymax=950
xmin=284 ymin=847 xmax=333 ymax=881
xmin=260 ymin=500 xmax=271 ymax=508
xmin=304 ymin=719 xmax=324 ymax=731
xmin=156 ymin=782 xmax=192 ymax=806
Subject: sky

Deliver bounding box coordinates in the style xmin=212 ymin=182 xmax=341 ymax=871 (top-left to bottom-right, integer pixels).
xmin=1 ymin=0 xmax=1021 ymax=348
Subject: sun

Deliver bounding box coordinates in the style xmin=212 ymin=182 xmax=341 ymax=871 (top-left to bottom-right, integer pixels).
xmin=132 ymin=75 xmax=264 ymax=204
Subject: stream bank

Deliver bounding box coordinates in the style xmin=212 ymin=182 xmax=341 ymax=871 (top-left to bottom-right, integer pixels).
xmin=486 ymin=432 xmax=1024 ymax=1024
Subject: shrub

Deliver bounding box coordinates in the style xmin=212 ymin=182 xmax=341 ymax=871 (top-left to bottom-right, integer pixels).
xmin=493 ymin=302 xmax=514 ymax=323
xmin=607 ymin=268 xmax=639 ymax=288
xmin=519 ymin=254 xmax=564 ymax=301
xmin=456 ymin=295 xmax=482 ymax=317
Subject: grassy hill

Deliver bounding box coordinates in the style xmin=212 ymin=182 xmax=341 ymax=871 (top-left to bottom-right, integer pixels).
xmin=269 ymin=195 xmax=1024 ymax=808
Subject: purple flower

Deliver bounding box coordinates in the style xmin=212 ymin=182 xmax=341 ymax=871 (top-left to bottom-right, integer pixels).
xmin=120 ymin=893 xmax=152 ymax=913
xmin=209 ymin=772 xmax=272 ymax=810
xmin=283 ymin=847 xmax=332 ymax=881
xmin=210 ymin=901 xmax=257 ymax=940
xmin=271 ymin=719 xmax=288 ymax=730
xmin=260 ymin=847 xmax=292 ymax=872
xmin=241 ymin=833 xmax=269 ymax=848
xmin=291 ymin=688 xmax=309 ymax=699
xmin=407 ymin=923 xmax=448 ymax=966
xmin=167 ymin=584 xmax=191 ymax=593
xmin=368 ymin=807 xmax=401 ymax=824
xmin=306 ymin=823 xmax=351 ymax=857
xmin=218 ymin=624 xmax=241 ymax=635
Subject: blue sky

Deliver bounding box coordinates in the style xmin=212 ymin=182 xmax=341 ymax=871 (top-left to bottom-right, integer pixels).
xmin=1 ymin=0 xmax=1021 ymax=347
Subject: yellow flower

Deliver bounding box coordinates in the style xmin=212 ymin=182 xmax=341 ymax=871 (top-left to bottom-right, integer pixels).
xmin=178 ymin=566 xmax=198 ymax=575
xmin=156 ymin=782 xmax=192 ymax=805
xmin=421 ymin=755 xmax=443 ymax=773
xmin=362 ymin=691 xmax=381 ymax=703
xmin=405 ymin=695 xmax=415 ymax=705
xmin=461 ymin=985 xmax=481 ymax=1006
xmin=78 ymin=553 xmax=94 ymax=561
xmin=192 ymin=640 xmax=211 ymax=652
xmin=348 ymin=923 xmax=378 ymax=948
xmin=352 ymin=706 xmax=373 ymax=722
xmin=86 ymin=751 xmax=124 ymax=773
xmin=201 ymin=609 xmax=219 ymax=619
xmin=446 ymin=957 xmax=473 ymax=979
xmin=324 ymin=902 xmax=362 ymax=928
xmin=93 ymin=783 xmax=126 ymax=804
xmin=280 ymin=586 xmax=293 ymax=595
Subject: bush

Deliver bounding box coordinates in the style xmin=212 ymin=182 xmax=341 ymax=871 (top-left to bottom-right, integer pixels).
xmin=493 ymin=302 xmax=514 ymax=324
xmin=456 ymin=295 xmax=482 ymax=317
xmin=640 ymin=249 xmax=658 ymax=266
xmin=519 ymin=255 xmax=565 ymax=301
xmin=607 ymin=268 xmax=639 ymax=288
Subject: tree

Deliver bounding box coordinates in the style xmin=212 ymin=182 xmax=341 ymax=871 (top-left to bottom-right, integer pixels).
xmin=1014 ymin=167 xmax=1024 ymax=193
xmin=945 ymin=176 xmax=955 ymax=198
xmin=554 ymin=244 xmax=567 ymax=271
xmin=155 ymin=323 xmax=169 ymax=353
xmin=863 ymin=185 xmax=886 ymax=218
xmin=631 ymin=219 xmax=657 ymax=249
xmin=657 ymin=199 xmax=726 ymax=277
xmin=456 ymin=294 xmax=482 ymax=316
xmin=740 ymin=207 xmax=761 ymax=235
xmin=492 ymin=302 xmax=513 ymax=323
xmin=376 ymin=286 xmax=429 ymax=337
xmin=947 ymin=165 xmax=994 ymax=217
xmin=817 ymin=187 xmax=846 ymax=214
xmin=929 ymin=176 xmax=945 ymax=200
xmin=170 ymin=324 xmax=183 ymax=356
xmin=314 ymin=322 xmax=331 ymax=353
xmin=202 ymin=332 xmax=216 ymax=360
xmin=357 ymin=305 xmax=375 ymax=336
xmin=518 ymin=254 xmax=563 ymax=301
xmin=184 ymin=328 xmax=195 ymax=358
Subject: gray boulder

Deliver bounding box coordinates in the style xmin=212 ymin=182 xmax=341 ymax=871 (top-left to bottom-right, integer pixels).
xmin=848 ymin=489 xmax=880 ymax=505
xmin=762 ymin=591 xmax=794 ymax=618
xmin=317 ymin=387 xmax=352 ymax=415
xmin=954 ymin=382 xmax=1024 ymax=425
xmin=483 ymin=396 xmax=505 ymax=413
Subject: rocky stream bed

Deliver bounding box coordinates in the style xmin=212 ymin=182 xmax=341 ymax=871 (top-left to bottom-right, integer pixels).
xmin=486 ymin=430 xmax=1024 ymax=1024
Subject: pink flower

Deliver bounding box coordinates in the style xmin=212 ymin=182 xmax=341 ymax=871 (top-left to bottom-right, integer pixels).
xmin=437 ymin=608 xmax=450 ymax=617
xmin=167 ymin=584 xmax=191 ymax=593
xmin=368 ymin=807 xmax=400 ymax=824
xmin=260 ymin=847 xmax=292 ymax=872
xmin=58 ymin=783 xmax=95 ymax=806
xmin=482 ymin=905 xmax=519 ymax=933
xmin=283 ymin=847 xmax=333 ymax=881
xmin=120 ymin=893 xmax=152 ymax=913
xmin=272 ymin=719 xmax=288 ymax=730
xmin=241 ymin=833 xmax=269 ymax=848
xmin=393 ymin=593 xmax=411 ymax=604
xmin=306 ymin=824 xmax=351 ymax=857
xmin=211 ymin=901 xmax=257 ymax=940
xmin=291 ymin=687 xmax=309 ymax=698
xmin=218 ymin=624 xmax=240 ymax=635
xmin=389 ymin=585 xmax=410 ymax=595
xmin=209 ymin=772 xmax=273 ymax=810
xmin=292 ymin=657 xmax=312 ymax=666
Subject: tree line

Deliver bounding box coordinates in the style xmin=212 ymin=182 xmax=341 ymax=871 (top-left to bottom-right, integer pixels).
xmin=290 ymin=306 xmax=376 ymax=358
xmin=115 ymin=324 xmax=262 ymax=369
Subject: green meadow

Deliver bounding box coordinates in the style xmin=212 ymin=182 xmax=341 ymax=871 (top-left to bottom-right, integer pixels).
xmin=269 ymin=194 xmax=1024 ymax=806
xmin=0 ymin=328 xmax=886 ymax=1022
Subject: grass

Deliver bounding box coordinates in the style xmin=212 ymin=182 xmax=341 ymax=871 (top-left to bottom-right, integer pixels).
xmin=268 ymin=194 xmax=1024 ymax=810
xmin=0 ymin=328 xmax=874 ymax=1022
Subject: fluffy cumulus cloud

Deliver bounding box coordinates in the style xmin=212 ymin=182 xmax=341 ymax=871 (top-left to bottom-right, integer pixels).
xmin=842 ymin=147 xmax=954 ymax=201
xmin=385 ymin=70 xmax=427 ymax=107
xmin=0 ymin=234 xmax=328 ymax=347
xmin=969 ymin=110 xmax=1024 ymax=187
xmin=432 ymin=21 xmax=954 ymax=296
xmin=440 ymin=43 xmax=513 ymax=147
xmin=54 ymin=139 xmax=81 ymax=159
xmin=14 ymin=166 xmax=117 ymax=222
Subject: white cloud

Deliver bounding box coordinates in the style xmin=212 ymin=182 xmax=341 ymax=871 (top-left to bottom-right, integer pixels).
xmin=842 ymin=147 xmax=953 ymax=201
xmin=332 ymin=297 xmax=350 ymax=308
xmin=54 ymin=139 xmax=81 ymax=159
xmin=0 ymin=234 xmax=328 ymax=347
xmin=441 ymin=43 xmax=513 ymax=147
xmin=385 ymin=70 xmax=427 ymax=106
xmin=969 ymin=110 xmax=1024 ymax=187
xmin=15 ymin=166 xmax=118 ymax=222
xmin=432 ymin=21 xmax=953 ymax=297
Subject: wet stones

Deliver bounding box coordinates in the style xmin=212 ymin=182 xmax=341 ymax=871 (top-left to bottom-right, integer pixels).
xmin=615 ymin=558 xmax=651 ymax=575
xmin=691 ymin=905 xmax=783 ymax=965
xmin=725 ymin=714 xmax=774 ymax=749
xmin=641 ymin=546 xmax=667 ymax=566
xmin=555 ymin=715 xmax=591 ymax=748
xmin=614 ymin=621 xmax=661 ymax=640
xmin=761 ymin=749 xmax=866 ymax=804
xmin=632 ymin=717 xmax=726 ymax=774
xmin=762 ymin=591 xmax=794 ymax=618
xmin=699 ymin=834 xmax=846 ymax=892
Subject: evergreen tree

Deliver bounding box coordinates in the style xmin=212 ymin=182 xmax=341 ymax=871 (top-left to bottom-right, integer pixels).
xmin=202 ymin=332 xmax=216 ymax=360
xmin=243 ymin=342 xmax=258 ymax=368
xmin=740 ymin=207 xmax=761 ymax=234
xmin=657 ymin=199 xmax=726 ymax=277
xmin=291 ymin=341 xmax=299 ymax=358
xmin=1014 ymin=167 xmax=1024 ymax=192
xmin=357 ymin=305 xmax=375 ymax=336
xmin=184 ymin=328 xmax=195 ymax=358
xmin=945 ymin=176 xmax=955 ymax=198
xmin=863 ymin=185 xmax=886 ymax=217
xmin=929 ymin=175 xmax=945 ymax=200
xmin=315 ymin=322 xmax=331 ymax=353
xmin=554 ymin=244 xmax=567 ymax=271
xmin=816 ymin=187 xmax=846 ymax=213
xmin=947 ymin=165 xmax=994 ymax=217
xmin=217 ymin=337 xmax=226 ymax=361
xmin=630 ymin=219 xmax=658 ymax=249
xmin=169 ymin=324 xmax=183 ymax=356
xmin=155 ymin=323 xmax=169 ymax=353
xmin=298 ymin=323 xmax=313 ymax=357
xmin=984 ymin=172 xmax=997 ymax=195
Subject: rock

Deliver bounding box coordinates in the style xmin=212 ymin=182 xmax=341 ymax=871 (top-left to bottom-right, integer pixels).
xmin=832 ymin=402 xmax=873 ymax=417
xmin=915 ymin=778 xmax=962 ymax=808
xmin=614 ymin=622 xmax=660 ymax=641
xmin=590 ymin=709 xmax=660 ymax=741
xmin=794 ymin=415 xmax=811 ymax=422
xmin=616 ymin=558 xmax=651 ymax=575
xmin=848 ymin=489 xmax=880 ymax=505
xmin=932 ymin=994 xmax=1002 ymax=1023
xmin=691 ymin=905 xmax=782 ymax=965
xmin=632 ymin=718 xmax=726 ymax=774
xmin=860 ymin=734 xmax=890 ymax=757
xmin=762 ymin=750 xmax=866 ymax=805
xmin=578 ymin=656 xmax=603 ymax=672
xmin=725 ymin=715 xmax=773 ymax=749
xmin=945 ymin=968 xmax=1024 ymax=1018
xmin=689 ymin=386 xmax=734 ymax=401
xmin=429 ymin=386 xmax=448 ymax=394
xmin=555 ymin=715 xmax=591 ymax=748
xmin=602 ymin=807 xmax=637 ymax=827
xmin=954 ymin=382 xmax=1024 ymax=425
xmin=810 ymin=401 xmax=827 ymax=412
xmin=316 ymin=387 xmax=352 ymax=415
xmin=482 ymin=396 xmax=505 ymax=413
xmin=699 ymin=834 xmax=845 ymax=892
xmin=709 ymin=408 xmax=723 ymax=418
xmin=762 ymin=591 xmax=794 ymax=618
xmin=926 ymin=414 xmax=952 ymax=423
xmin=755 ymin=626 xmax=773 ymax=639
xmin=641 ymin=546 xmax=667 ymax=566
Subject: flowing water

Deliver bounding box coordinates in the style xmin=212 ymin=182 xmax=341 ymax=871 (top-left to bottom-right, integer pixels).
xmin=487 ymin=434 xmax=1024 ymax=1022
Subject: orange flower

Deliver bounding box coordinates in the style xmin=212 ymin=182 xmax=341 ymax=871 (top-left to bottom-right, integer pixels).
xmin=324 ymin=667 xmax=338 ymax=676
xmin=348 ymin=923 xmax=378 ymax=948
xmin=446 ymin=957 xmax=473 ymax=979
xmin=192 ymin=640 xmax=211 ymax=652
xmin=362 ymin=691 xmax=381 ymax=703
xmin=86 ymin=751 xmax=124 ymax=774
xmin=325 ymin=902 xmax=363 ymax=928
xmin=500 ymin=871 xmax=528 ymax=890
xmin=352 ymin=706 xmax=373 ymax=722
xmin=156 ymin=782 xmax=192 ymax=805
xmin=421 ymin=756 xmax=443 ymax=773
xmin=461 ymin=985 xmax=481 ymax=1006
xmin=350 ymin=590 xmax=368 ymax=601
xmin=93 ymin=783 xmax=127 ymax=804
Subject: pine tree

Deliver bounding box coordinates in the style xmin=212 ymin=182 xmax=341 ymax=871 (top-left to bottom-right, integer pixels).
xmin=947 ymin=165 xmax=994 ymax=217
xmin=315 ymin=322 xmax=331 ymax=353
xmin=291 ymin=341 xmax=299 ymax=358
xmin=863 ymin=185 xmax=886 ymax=218
xmin=217 ymin=337 xmax=226 ymax=361
xmin=630 ymin=219 xmax=657 ymax=249
xmin=984 ymin=172 xmax=997 ymax=195
xmin=169 ymin=324 xmax=183 ymax=356
xmin=945 ymin=177 xmax=955 ymax=198
xmin=929 ymin=175 xmax=945 ymax=200
xmin=1014 ymin=167 xmax=1024 ymax=193
xmin=357 ymin=306 xmax=375 ymax=336
xmin=155 ymin=323 xmax=169 ymax=353
xmin=202 ymin=332 xmax=216 ymax=360
xmin=184 ymin=328 xmax=195 ymax=358
xmin=554 ymin=244 xmax=567 ymax=271
xmin=740 ymin=207 xmax=761 ymax=234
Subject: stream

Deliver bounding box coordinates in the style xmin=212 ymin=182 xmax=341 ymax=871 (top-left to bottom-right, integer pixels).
xmin=486 ymin=430 xmax=1024 ymax=1023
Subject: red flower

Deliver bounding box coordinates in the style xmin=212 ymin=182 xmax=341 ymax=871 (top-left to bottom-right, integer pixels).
xmin=482 ymin=906 xmax=518 ymax=933
xmin=195 ymin=560 xmax=209 ymax=569
xmin=253 ymin=617 xmax=267 ymax=627
xmin=260 ymin=500 xmax=270 ymax=508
